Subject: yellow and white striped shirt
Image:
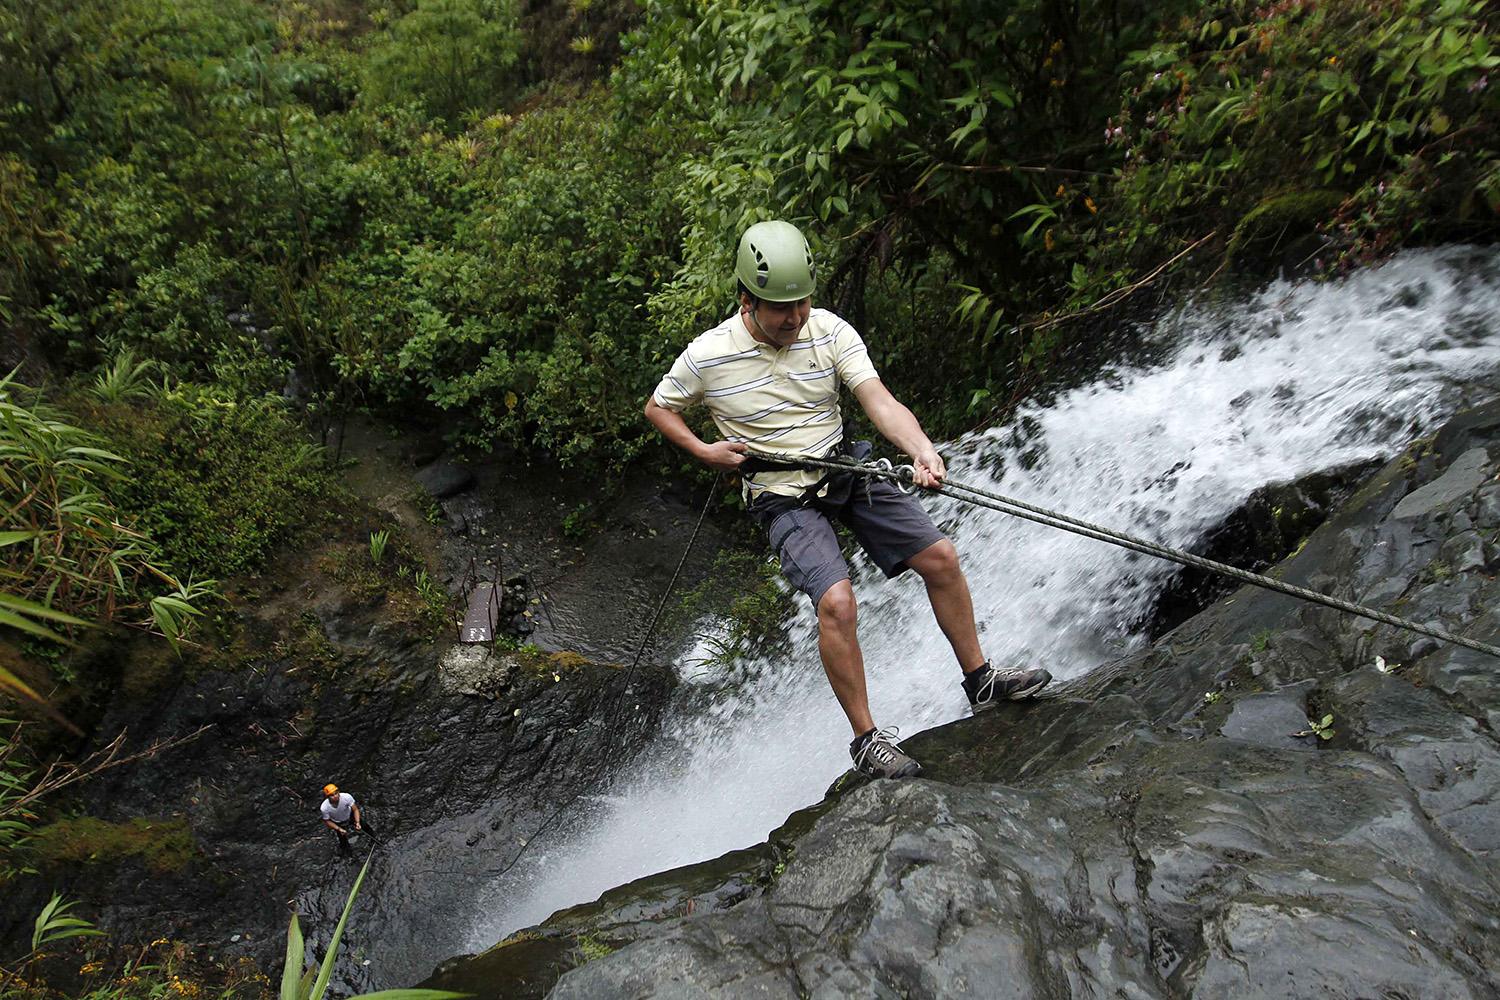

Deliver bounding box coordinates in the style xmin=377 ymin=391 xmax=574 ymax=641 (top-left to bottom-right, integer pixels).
xmin=652 ymin=308 xmax=879 ymax=498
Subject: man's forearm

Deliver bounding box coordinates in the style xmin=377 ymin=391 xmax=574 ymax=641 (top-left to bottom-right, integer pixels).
xmin=868 ymin=398 xmax=933 ymax=459
xmin=645 ymin=400 xmax=709 ymax=461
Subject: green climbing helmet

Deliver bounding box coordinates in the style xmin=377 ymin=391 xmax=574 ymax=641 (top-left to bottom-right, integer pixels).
xmin=735 ymin=220 xmax=816 ymax=302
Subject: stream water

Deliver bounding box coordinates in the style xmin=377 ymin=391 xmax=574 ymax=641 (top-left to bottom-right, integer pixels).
xmin=392 ymin=247 xmax=1500 ymax=976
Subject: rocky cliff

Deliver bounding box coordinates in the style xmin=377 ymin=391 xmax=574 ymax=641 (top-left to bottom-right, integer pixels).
xmin=426 ymin=399 xmax=1500 ymax=998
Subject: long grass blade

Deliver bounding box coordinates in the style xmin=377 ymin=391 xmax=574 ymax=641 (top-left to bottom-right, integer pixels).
xmin=310 ymin=854 xmax=373 ymax=1000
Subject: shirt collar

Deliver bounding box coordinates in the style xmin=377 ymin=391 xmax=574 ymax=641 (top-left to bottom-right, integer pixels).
xmin=734 ymin=310 xmax=813 ymax=352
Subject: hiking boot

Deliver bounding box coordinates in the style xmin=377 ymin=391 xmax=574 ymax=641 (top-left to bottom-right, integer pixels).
xmin=849 ymin=727 xmax=922 ymax=779
xmin=963 ymin=662 xmax=1052 ymax=711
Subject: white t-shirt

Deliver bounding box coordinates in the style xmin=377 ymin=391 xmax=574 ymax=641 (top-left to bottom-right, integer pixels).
xmin=320 ymin=793 xmax=355 ymax=824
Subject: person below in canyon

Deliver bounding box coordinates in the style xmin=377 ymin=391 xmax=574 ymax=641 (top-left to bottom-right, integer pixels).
xmin=320 ymin=783 xmax=375 ymax=857
xmin=644 ymin=219 xmax=1052 ymax=779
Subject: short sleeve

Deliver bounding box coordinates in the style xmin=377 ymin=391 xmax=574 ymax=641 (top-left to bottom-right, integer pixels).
xmin=832 ymin=319 xmax=878 ymax=391
xmin=652 ymin=347 xmax=706 ymax=411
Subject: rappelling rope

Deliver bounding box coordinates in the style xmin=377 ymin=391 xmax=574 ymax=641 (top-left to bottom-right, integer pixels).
xmin=416 ymin=473 xmax=723 ymax=879
xmin=750 ymin=450 xmax=1500 ymax=660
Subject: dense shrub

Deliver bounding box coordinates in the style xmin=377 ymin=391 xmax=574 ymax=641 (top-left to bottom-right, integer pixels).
xmin=70 ymin=384 xmax=331 ymax=579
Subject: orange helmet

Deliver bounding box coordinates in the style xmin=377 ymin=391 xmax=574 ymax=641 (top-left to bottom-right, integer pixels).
xmin=322 ymin=783 xmax=339 ymax=797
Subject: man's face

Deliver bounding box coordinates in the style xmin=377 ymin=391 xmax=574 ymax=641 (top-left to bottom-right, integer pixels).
xmin=326 ymin=792 xmax=340 ymax=805
xmin=743 ymin=294 xmax=811 ymax=348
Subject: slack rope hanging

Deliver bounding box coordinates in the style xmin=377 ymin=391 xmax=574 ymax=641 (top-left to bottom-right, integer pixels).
xmin=748 ymin=451 xmax=1500 ymax=661
xmin=413 ymin=473 xmax=724 ymax=881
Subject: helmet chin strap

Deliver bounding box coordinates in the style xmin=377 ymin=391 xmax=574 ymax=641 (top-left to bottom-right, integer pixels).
xmin=747 ymin=302 xmax=802 ymax=344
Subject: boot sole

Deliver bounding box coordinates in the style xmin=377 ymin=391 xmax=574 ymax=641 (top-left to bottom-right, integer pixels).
xmin=968 ymin=677 xmax=1052 ymax=711
xmin=854 ymin=761 xmax=923 ymax=779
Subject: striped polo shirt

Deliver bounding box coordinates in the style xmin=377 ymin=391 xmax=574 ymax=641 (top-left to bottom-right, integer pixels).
xmin=652 ymin=308 xmax=880 ymax=498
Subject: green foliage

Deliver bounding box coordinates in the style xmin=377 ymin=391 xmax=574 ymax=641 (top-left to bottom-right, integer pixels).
xmin=621 ymin=0 xmax=1199 ymax=432
xmin=0 ymin=373 xmax=215 ymax=688
xmin=31 ymin=892 xmax=105 ymax=951
xmin=353 ymin=88 xmax=686 ymax=465
xmin=368 ymin=529 xmax=391 ymax=564
xmin=87 ymin=351 xmax=156 ymax=405
xmin=1079 ymin=0 xmax=1498 ymax=290
xmin=410 ymin=570 xmax=451 ymax=628
xmin=362 ymin=0 xmax=522 ymax=130
xmin=75 ymin=381 xmax=330 ymax=579
xmin=1296 ymin=712 xmax=1336 ymax=741
xmin=0 ymin=721 xmax=38 ymax=879
xmin=0 ymin=0 xmax=1494 ymax=482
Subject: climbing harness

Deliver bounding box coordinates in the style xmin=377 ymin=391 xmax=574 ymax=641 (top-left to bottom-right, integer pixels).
xmin=747 ymin=449 xmax=1500 ymax=660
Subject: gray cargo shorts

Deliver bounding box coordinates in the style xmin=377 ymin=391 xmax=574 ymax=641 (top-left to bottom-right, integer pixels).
xmin=748 ymin=475 xmax=947 ymax=608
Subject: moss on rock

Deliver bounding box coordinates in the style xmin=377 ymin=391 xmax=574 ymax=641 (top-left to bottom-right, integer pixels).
xmin=1226 ymin=189 xmax=1347 ymax=273
xmin=29 ymin=816 xmax=196 ymax=874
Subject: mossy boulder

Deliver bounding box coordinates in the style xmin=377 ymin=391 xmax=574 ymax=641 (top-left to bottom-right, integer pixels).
xmin=1226 ymin=188 xmax=1346 ymax=276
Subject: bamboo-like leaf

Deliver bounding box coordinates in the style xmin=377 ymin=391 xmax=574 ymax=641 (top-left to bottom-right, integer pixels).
xmin=310 ymin=855 xmax=373 ymax=1000
xmin=281 ymin=913 xmax=306 ymax=1000
xmin=0 ymin=531 xmax=39 ymax=547
xmin=32 ymin=893 xmax=103 ymax=950
xmin=0 ymin=593 xmax=91 ymax=625
xmin=0 ymin=608 xmax=74 ymax=645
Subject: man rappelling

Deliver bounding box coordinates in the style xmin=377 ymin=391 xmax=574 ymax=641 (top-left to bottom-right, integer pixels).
xmin=320 ymin=783 xmax=376 ymax=857
xmin=645 ymin=220 xmax=1052 ymax=778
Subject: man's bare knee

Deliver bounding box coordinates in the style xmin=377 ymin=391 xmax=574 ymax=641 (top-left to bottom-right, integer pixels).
xmin=817 ymin=581 xmax=858 ymax=631
xmin=910 ymin=539 xmax=961 ymax=582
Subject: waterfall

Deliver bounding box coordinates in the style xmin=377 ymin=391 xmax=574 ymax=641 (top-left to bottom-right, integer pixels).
xmin=464 ymin=245 xmax=1500 ymax=947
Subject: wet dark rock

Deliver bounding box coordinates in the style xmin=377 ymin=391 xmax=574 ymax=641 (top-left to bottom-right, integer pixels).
xmin=1476 ymin=484 xmax=1500 ymax=528
xmin=424 ymin=400 xmax=1500 ymax=999
xmin=1441 ymin=529 xmax=1490 ymax=573
xmin=0 ymin=559 xmax=680 ymax=993
xmin=404 ymin=433 xmax=447 ymax=468
xmin=1391 ymin=446 xmax=1490 ymax=521
xmin=1142 ymin=458 xmax=1381 ymax=638
xmin=416 ymin=459 xmax=476 ymax=499
xmin=1218 ymin=681 xmax=1318 ymax=749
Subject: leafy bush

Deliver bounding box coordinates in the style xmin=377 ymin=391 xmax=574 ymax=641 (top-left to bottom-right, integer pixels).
xmin=345 ymin=89 xmax=688 ymax=466
xmin=71 ymin=381 xmax=331 ymax=579
xmin=2 ymin=0 xmax=1494 ymax=474
xmin=0 ymin=372 xmax=214 ymax=671
xmin=361 ymin=0 xmax=522 ymax=130
xmin=1054 ymin=0 xmax=1498 ymax=304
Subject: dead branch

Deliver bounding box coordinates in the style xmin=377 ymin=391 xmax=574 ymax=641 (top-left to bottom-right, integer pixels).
xmin=1017 ymin=230 xmax=1218 ymax=333
xmin=1 ymin=723 xmax=214 ymax=819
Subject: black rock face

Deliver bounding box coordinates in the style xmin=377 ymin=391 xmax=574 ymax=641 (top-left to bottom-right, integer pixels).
xmin=415 ymin=460 xmax=477 ymax=500
xmin=425 ymin=400 xmax=1500 ymax=999
xmin=0 ymin=581 xmax=679 ymax=991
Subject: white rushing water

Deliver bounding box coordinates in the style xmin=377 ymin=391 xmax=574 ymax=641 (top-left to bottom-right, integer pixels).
xmin=464 ymin=246 xmax=1500 ymax=944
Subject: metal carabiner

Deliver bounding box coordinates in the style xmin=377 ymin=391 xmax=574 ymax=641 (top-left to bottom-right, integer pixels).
xmin=868 ymin=457 xmax=918 ymax=495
